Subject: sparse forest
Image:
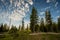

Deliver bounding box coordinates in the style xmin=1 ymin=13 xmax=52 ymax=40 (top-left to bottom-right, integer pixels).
xmin=0 ymin=7 xmax=60 ymax=33
xmin=0 ymin=0 xmax=60 ymax=40
xmin=0 ymin=7 xmax=60 ymax=40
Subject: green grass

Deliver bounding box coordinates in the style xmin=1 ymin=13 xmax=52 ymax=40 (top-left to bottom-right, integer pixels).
xmin=0 ymin=32 xmax=60 ymax=40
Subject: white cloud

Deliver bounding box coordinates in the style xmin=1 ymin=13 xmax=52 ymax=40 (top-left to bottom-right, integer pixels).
xmin=21 ymin=0 xmax=25 ymax=5
xmin=1 ymin=0 xmax=4 ymax=2
xmin=9 ymin=9 xmax=25 ymax=21
xmin=25 ymin=3 xmax=29 ymax=12
xmin=40 ymin=12 xmax=45 ymax=16
xmin=26 ymin=0 xmax=33 ymax=5
xmin=28 ymin=1 xmax=33 ymax=5
xmin=46 ymin=0 xmax=57 ymax=4
xmin=46 ymin=0 xmax=51 ymax=3
xmin=0 ymin=0 xmax=33 ymax=26
xmin=0 ymin=12 xmax=10 ymax=19
xmin=57 ymin=16 xmax=60 ymax=18
xmin=55 ymin=2 xmax=58 ymax=7
xmin=44 ymin=6 xmax=51 ymax=10
xmin=8 ymin=0 xmax=33 ymax=21
xmin=10 ymin=0 xmax=12 ymax=4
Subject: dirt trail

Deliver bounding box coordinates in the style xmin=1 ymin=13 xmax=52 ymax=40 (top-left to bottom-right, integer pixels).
xmin=29 ymin=32 xmax=60 ymax=35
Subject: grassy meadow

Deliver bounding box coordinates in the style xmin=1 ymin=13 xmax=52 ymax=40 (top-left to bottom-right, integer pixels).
xmin=0 ymin=31 xmax=60 ymax=40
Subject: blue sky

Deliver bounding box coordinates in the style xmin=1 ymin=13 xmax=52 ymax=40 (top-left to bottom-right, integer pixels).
xmin=33 ymin=0 xmax=60 ymax=22
xmin=0 ymin=0 xmax=60 ymax=27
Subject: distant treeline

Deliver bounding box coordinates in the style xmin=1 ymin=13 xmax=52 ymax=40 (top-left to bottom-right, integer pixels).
xmin=30 ymin=7 xmax=60 ymax=33
xmin=0 ymin=7 xmax=60 ymax=33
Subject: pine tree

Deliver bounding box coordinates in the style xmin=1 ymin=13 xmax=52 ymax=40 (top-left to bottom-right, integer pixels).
xmin=52 ymin=22 xmax=57 ymax=32
xmin=19 ymin=25 xmax=21 ymax=31
xmin=35 ymin=24 xmax=39 ymax=32
xmin=9 ymin=25 xmax=17 ymax=33
xmin=40 ymin=18 xmax=44 ymax=32
xmin=3 ymin=24 xmax=8 ymax=32
xmin=45 ymin=10 xmax=52 ymax=32
xmin=0 ymin=24 xmax=4 ymax=32
xmin=58 ymin=16 xmax=60 ymax=32
xmin=26 ymin=24 xmax=29 ymax=31
xmin=30 ymin=7 xmax=38 ymax=32
xmin=21 ymin=18 xmax=24 ymax=30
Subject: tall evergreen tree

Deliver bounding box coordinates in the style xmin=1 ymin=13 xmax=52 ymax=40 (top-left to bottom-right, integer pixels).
xmin=58 ymin=16 xmax=60 ymax=32
xmin=0 ymin=24 xmax=4 ymax=32
xmin=30 ymin=7 xmax=38 ymax=32
xmin=40 ymin=18 xmax=44 ymax=32
xmin=45 ymin=10 xmax=52 ymax=32
xmin=26 ymin=24 xmax=29 ymax=31
xmin=35 ymin=24 xmax=39 ymax=32
xmin=19 ymin=25 xmax=21 ymax=31
xmin=52 ymin=22 xmax=57 ymax=32
xmin=9 ymin=25 xmax=17 ymax=33
xmin=21 ymin=18 xmax=24 ymax=30
xmin=3 ymin=24 xmax=8 ymax=32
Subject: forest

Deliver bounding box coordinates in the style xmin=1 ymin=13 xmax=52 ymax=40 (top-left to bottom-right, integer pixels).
xmin=0 ymin=7 xmax=60 ymax=33
xmin=0 ymin=7 xmax=60 ymax=40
